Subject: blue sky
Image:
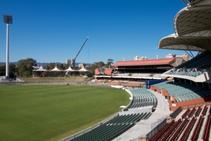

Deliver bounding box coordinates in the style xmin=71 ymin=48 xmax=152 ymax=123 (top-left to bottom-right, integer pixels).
xmin=0 ymin=0 xmax=186 ymax=63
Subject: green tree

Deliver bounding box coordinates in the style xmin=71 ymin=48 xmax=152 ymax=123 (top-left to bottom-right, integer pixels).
xmin=17 ymin=58 xmax=37 ymax=77
xmin=57 ymin=63 xmax=66 ymax=70
xmin=89 ymin=61 xmax=105 ymax=74
xmin=0 ymin=65 xmax=5 ymax=76
xmin=46 ymin=63 xmax=55 ymax=70
xmin=106 ymin=59 xmax=114 ymax=68
xmin=0 ymin=64 xmax=17 ymax=78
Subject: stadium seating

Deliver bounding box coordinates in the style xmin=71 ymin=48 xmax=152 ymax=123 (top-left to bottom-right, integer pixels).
xmin=69 ymin=88 xmax=156 ymax=141
xmin=128 ymin=88 xmax=157 ymax=108
xmin=203 ymin=115 xmax=211 ymax=141
xmin=178 ymin=52 xmax=211 ymax=69
xmin=153 ymin=81 xmax=210 ymax=102
xmin=150 ymin=105 xmax=211 ymax=141
xmin=170 ymin=108 xmax=182 ymax=118
xmin=167 ymin=52 xmax=211 ymax=77
xmin=150 ymin=120 xmax=175 ymax=141
xmin=70 ymin=112 xmax=151 ymax=141
xmin=180 ymin=117 xmax=197 ymax=141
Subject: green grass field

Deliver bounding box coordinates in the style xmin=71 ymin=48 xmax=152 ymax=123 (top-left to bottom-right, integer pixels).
xmin=0 ymin=85 xmax=129 ymax=141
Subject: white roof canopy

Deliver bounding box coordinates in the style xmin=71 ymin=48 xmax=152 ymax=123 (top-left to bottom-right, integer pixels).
xmin=33 ymin=66 xmax=47 ymax=72
xmin=79 ymin=65 xmax=88 ymax=72
xmin=51 ymin=66 xmax=62 ymax=72
xmin=65 ymin=66 xmax=75 ymax=72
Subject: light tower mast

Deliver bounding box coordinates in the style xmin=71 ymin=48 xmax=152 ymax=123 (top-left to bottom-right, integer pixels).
xmin=3 ymin=15 xmax=13 ymax=79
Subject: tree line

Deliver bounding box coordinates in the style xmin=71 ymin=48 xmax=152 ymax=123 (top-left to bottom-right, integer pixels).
xmin=0 ymin=58 xmax=36 ymax=78
xmin=0 ymin=58 xmax=113 ymax=78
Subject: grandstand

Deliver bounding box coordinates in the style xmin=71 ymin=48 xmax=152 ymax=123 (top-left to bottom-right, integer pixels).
xmin=152 ymin=0 xmax=211 ymax=110
xmin=95 ymin=56 xmax=188 ymax=80
xmin=87 ymin=0 xmax=211 ymax=140
xmin=94 ymin=56 xmax=188 ymax=88
xmin=69 ymin=113 xmax=151 ymax=141
xmin=150 ymin=80 xmax=211 ymax=110
xmin=1 ymin=0 xmax=211 ymax=141
xmin=149 ymin=104 xmax=211 ymax=141
xmin=69 ymin=0 xmax=211 ymax=140
xmin=143 ymin=0 xmax=211 ymax=141
xmin=91 ymin=0 xmax=210 ymax=141
xmin=162 ymin=52 xmax=211 ymax=82
xmin=127 ymin=88 xmax=157 ymax=109
xmin=111 ymin=58 xmax=175 ymax=80
xmin=159 ymin=0 xmax=211 ymax=82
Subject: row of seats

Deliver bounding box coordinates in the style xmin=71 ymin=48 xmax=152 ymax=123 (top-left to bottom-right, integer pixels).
xmin=70 ymin=112 xmax=152 ymax=141
xmin=168 ymin=68 xmax=206 ymax=77
xmin=170 ymin=108 xmax=183 ymax=118
xmin=203 ymin=115 xmax=211 ymax=141
xmin=154 ymin=82 xmax=209 ymax=102
xmin=128 ymin=88 xmax=157 ymax=108
xmin=150 ymin=105 xmax=211 ymax=141
xmin=170 ymin=118 xmax=189 ymax=141
xmin=167 ymin=52 xmax=211 ymax=77
xmin=180 ymin=117 xmax=197 ymax=141
xmin=181 ymin=106 xmax=208 ymax=119
xmin=178 ymin=52 xmax=211 ymax=69
xmin=155 ymin=81 xmax=211 ymax=102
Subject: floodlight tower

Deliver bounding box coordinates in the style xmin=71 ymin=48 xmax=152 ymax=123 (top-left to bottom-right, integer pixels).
xmin=3 ymin=15 xmax=13 ymax=78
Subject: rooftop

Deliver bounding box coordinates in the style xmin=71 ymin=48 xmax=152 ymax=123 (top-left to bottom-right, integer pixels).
xmin=113 ymin=58 xmax=176 ymax=67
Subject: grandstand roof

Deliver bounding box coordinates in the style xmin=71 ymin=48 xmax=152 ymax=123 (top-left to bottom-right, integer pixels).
xmin=175 ymin=6 xmax=211 ymax=36
xmin=95 ymin=68 xmax=101 ymax=75
xmin=160 ymin=3 xmax=211 ymax=51
xmin=159 ymin=34 xmax=210 ymax=51
xmin=113 ymin=58 xmax=175 ymax=67
xmin=182 ymin=0 xmax=211 ymax=6
xmin=104 ymin=68 xmax=113 ymax=75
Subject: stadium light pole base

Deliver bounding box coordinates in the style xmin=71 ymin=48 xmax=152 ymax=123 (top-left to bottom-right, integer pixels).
xmin=0 ymin=76 xmax=24 ymax=83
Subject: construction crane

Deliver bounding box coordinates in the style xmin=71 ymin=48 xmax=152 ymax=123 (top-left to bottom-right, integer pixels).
xmin=71 ymin=38 xmax=89 ymax=68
